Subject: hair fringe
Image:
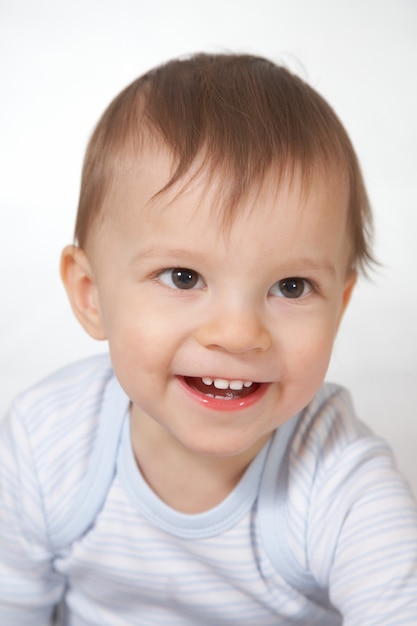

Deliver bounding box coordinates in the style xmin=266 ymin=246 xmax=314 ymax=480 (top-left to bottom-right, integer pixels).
xmin=75 ymin=53 xmax=376 ymax=273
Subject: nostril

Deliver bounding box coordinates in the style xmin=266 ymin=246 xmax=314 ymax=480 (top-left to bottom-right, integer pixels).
xmin=193 ymin=305 xmax=272 ymax=354
xmin=197 ymin=322 xmax=271 ymax=354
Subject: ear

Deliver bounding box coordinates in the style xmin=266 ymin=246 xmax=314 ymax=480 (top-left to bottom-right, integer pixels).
xmin=60 ymin=245 xmax=107 ymax=340
xmin=336 ymin=269 xmax=357 ymax=329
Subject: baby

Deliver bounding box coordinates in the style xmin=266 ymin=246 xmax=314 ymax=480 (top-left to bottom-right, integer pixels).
xmin=1 ymin=53 xmax=416 ymax=625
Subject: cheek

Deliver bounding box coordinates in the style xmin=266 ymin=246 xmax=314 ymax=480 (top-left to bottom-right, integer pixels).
xmin=105 ymin=301 xmax=184 ymax=372
xmin=280 ymin=314 xmax=337 ymax=373
xmin=291 ymin=339 xmax=333 ymax=377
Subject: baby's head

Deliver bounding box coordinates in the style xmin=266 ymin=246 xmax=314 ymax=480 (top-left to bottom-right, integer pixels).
xmin=63 ymin=54 xmax=374 ymax=456
xmin=74 ymin=53 xmax=374 ymax=274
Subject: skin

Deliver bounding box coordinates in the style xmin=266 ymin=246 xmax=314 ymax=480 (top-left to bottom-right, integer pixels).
xmin=61 ymin=146 xmax=356 ymax=513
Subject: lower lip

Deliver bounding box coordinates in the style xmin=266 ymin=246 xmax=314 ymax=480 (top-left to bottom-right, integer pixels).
xmin=177 ymin=377 xmax=269 ymax=412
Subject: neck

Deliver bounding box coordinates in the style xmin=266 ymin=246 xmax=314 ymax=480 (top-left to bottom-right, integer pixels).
xmin=129 ymin=408 xmax=269 ymax=514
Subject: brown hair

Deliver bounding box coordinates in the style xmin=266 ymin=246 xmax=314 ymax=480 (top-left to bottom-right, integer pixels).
xmin=75 ymin=53 xmax=375 ymax=272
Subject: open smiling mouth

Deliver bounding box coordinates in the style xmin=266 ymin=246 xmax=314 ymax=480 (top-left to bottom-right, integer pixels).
xmin=184 ymin=377 xmax=261 ymax=400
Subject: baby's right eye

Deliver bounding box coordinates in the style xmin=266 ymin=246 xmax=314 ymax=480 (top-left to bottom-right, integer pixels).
xmin=158 ymin=268 xmax=203 ymax=290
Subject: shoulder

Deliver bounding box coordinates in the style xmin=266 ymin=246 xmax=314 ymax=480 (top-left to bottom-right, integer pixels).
xmin=291 ymin=382 xmax=379 ymax=474
xmin=8 ymin=353 xmax=114 ymax=465
xmin=297 ymin=386 xmax=417 ymax=614
xmin=284 ymin=384 xmax=416 ymax=580
xmin=258 ymin=383 xmax=417 ymax=605
xmin=13 ymin=353 xmax=114 ymax=418
xmin=5 ymin=352 xmax=114 ymax=440
xmin=284 ymin=382 xmax=397 ymax=525
xmin=290 ymin=382 xmax=400 ymax=502
xmin=9 ymin=354 xmax=114 ymax=447
xmin=263 ymin=383 xmax=379 ymax=498
xmin=1 ymin=354 xmax=117 ymax=541
xmin=259 ymin=384 xmax=391 ymax=564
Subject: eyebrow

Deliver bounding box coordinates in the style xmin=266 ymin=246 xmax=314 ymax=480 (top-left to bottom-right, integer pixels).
xmin=133 ymin=248 xmax=337 ymax=276
xmin=282 ymin=258 xmax=337 ymax=277
xmin=131 ymin=246 xmax=207 ymax=264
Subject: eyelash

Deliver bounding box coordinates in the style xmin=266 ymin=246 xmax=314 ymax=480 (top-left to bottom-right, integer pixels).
xmin=156 ymin=268 xmax=315 ymax=299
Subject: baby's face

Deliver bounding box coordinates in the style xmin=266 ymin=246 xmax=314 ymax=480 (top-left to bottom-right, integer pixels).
xmin=85 ymin=146 xmax=355 ymax=463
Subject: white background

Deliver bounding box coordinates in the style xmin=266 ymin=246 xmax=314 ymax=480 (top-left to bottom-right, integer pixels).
xmin=1 ymin=0 xmax=416 ymax=495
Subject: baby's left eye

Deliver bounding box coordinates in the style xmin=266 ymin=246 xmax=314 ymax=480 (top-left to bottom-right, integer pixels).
xmin=158 ymin=268 xmax=204 ymax=290
xmin=270 ymin=277 xmax=312 ymax=299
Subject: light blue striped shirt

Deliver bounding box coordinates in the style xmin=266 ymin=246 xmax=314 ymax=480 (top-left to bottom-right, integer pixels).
xmin=1 ymin=354 xmax=416 ymax=625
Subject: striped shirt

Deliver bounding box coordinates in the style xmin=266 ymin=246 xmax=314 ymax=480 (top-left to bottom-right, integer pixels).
xmin=1 ymin=354 xmax=416 ymax=625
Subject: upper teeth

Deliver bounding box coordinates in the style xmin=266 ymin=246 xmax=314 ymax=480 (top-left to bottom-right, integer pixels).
xmin=202 ymin=377 xmax=253 ymax=391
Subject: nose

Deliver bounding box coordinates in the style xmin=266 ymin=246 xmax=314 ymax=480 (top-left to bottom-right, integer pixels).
xmin=195 ymin=303 xmax=272 ymax=354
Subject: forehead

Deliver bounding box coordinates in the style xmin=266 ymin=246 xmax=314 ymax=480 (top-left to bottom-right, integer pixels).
xmin=98 ymin=141 xmax=349 ymax=231
xmin=87 ymin=142 xmax=351 ymax=278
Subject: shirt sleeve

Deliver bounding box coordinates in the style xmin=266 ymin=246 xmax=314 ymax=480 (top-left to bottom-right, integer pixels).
xmin=0 ymin=403 xmax=65 ymax=625
xmin=307 ymin=434 xmax=417 ymax=624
